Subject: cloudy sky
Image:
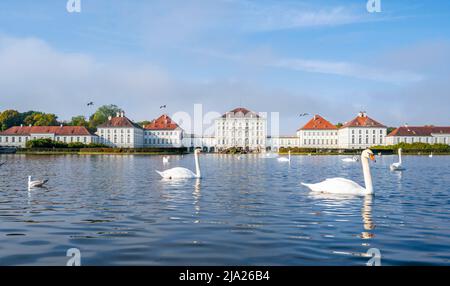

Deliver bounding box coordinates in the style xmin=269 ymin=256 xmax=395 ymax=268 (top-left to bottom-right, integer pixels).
xmin=0 ymin=0 xmax=449 ymax=134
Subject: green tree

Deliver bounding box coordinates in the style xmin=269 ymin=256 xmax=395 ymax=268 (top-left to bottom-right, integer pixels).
xmin=89 ymin=104 xmax=123 ymax=130
xmin=70 ymin=115 xmax=89 ymax=127
xmin=335 ymin=123 xmax=343 ymax=128
xmin=0 ymin=110 xmax=21 ymax=131
xmin=137 ymin=120 xmax=151 ymax=127
xmin=24 ymin=113 xmax=59 ymax=126
xmin=387 ymin=127 xmax=396 ymax=135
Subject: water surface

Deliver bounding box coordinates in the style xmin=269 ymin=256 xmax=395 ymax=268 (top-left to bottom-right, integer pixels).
xmin=0 ymin=154 xmax=449 ymax=265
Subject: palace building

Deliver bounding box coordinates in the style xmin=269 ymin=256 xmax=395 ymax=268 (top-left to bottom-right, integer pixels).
xmin=0 ymin=125 xmax=97 ymax=148
xmin=297 ymin=115 xmax=339 ymax=149
xmin=214 ymin=107 xmax=267 ymax=152
xmin=143 ymin=114 xmax=183 ymax=148
xmin=337 ymin=112 xmax=387 ymax=149
xmin=96 ymin=112 xmax=144 ymax=148
xmin=5 ymin=107 xmax=447 ymax=152
xmin=386 ymin=125 xmax=450 ymax=145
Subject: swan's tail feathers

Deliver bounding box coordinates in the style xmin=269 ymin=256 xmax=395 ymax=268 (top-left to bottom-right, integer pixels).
xmin=155 ymin=170 xmax=164 ymax=177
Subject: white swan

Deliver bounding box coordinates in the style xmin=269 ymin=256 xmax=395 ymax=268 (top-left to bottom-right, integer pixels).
xmin=28 ymin=176 xmax=48 ymax=189
xmin=277 ymin=150 xmax=291 ymax=163
xmin=390 ymin=148 xmax=404 ymax=171
xmin=156 ymin=149 xmax=201 ymax=179
xmin=162 ymin=156 xmax=169 ymax=164
xmin=301 ymin=149 xmax=376 ymax=196
xmin=342 ymin=156 xmax=359 ymax=163
xmin=429 ymin=152 xmax=433 ymax=158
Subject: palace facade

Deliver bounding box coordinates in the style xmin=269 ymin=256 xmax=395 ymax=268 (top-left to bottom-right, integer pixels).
xmin=1 ymin=107 xmax=448 ymax=151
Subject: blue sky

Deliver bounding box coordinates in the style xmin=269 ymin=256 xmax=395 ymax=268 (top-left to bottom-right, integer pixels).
xmin=0 ymin=0 xmax=449 ymax=134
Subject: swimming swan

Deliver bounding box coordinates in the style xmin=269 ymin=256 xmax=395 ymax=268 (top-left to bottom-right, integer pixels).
xmin=162 ymin=156 xmax=169 ymax=164
xmin=390 ymin=148 xmax=404 ymax=171
xmin=28 ymin=176 xmax=48 ymax=189
xmin=342 ymin=156 xmax=359 ymax=163
xmin=156 ymin=149 xmax=201 ymax=179
xmin=301 ymin=149 xmax=376 ymax=196
xmin=277 ymin=150 xmax=291 ymax=163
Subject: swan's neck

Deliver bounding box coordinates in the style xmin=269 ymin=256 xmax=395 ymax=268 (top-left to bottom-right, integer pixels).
xmin=398 ymin=149 xmax=402 ymax=164
xmin=28 ymin=176 xmax=31 ymax=183
xmin=194 ymin=152 xmax=201 ymax=178
xmin=288 ymin=151 xmax=291 ymax=161
xmin=361 ymin=157 xmax=373 ymax=194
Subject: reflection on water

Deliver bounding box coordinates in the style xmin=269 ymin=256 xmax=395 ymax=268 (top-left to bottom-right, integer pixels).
xmin=0 ymin=154 xmax=450 ymax=265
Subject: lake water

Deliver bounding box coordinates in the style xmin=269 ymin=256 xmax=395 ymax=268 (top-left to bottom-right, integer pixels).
xmin=0 ymin=153 xmax=449 ymax=265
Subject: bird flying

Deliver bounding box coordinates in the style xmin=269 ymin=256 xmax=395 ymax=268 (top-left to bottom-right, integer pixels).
xmin=87 ymin=102 xmax=94 ymax=106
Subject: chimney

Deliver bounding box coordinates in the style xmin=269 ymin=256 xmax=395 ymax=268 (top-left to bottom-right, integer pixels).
xmin=108 ymin=116 xmax=112 ymax=121
xmin=313 ymin=115 xmax=317 ymax=120
xmin=60 ymin=124 xmax=63 ymax=127
xmin=20 ymin=124 xmax=23 ymax=127
xmin=116 ymin=112 xmax=120 ymax=117
xmin=29 ymin=124 xmax=32 ymax=127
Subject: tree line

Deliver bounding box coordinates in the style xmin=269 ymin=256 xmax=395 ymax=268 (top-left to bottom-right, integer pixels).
xmin=0 ymin=104 xmax=127 ymax=133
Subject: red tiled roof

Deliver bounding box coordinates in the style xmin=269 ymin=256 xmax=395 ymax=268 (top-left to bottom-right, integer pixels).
xmin=222 ymin=107 xmax=260 ymax=118
xmin=342 ymin=113 xmax=386 ymax=128
xmin=299 ymin=115 xmax=337 ymax=131
xmin=144 ymin=115 xmax=180 ymax=130
xmin=388 ymin=126 xmax=450 ymax=137
xmin=0 ymin=126 xmax=92 ymax=136
xmin=97 ymin=116 xmax=143 ymax=129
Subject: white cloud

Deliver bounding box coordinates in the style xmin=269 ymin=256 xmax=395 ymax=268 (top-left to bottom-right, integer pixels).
xmin=194 ymin=48 xmax=424 ymax=84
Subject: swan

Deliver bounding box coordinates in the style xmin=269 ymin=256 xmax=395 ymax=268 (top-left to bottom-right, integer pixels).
xmin=277 ymin=150 xmax=291 ymax=163
xmin=262 ymin=152 xmax=278 ymax=159
xmin=28 ymin=176 xmax=48 ymax=189
xmin=390 ymin=148 xmax=404 ymax=171
xmin=162 ymin=156 xmax=169 ymax=164
xmin=301 ymin=149 xmax=376 ymax=196
xmin=429 ymin=152 xmax=433 ymax=158
xmin=156 ymin=149 xmax=201 ymax=179
xmin=342 ymin=156 xmax=359 ymax=163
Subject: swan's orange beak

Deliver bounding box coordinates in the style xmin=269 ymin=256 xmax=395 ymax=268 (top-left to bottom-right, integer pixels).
xmin=369 ymin=154 xmax=376 ymax=162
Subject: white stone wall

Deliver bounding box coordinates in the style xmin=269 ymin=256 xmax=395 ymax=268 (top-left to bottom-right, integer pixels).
xmin=386 ymin=134 xmax=450 ymax=145
xmin=297 ymin=130 xmax=339 ymax=149
xmin=144 ymin=129 xmax=183 ymax=148
xmin=338 ymin=127 xmax=386 ymax=149
xmin=96 ymin=127 xmax=143 ymax=148
xmin=215 ymin=115 xmax=267 ymax=151
xmin=0 ymin=134 xmax=97 ymax=148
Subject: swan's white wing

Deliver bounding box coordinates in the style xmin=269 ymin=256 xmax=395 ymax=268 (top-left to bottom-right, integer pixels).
xmin=156 ymin=167 xmax=196 ymax=179
xmin=302 ymin=177 xmax=365 ymax=195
